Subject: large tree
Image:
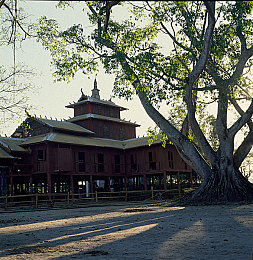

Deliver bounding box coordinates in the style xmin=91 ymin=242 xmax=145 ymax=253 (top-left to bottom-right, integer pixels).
xmin=0 ymin=0 xmax=34 ymax=128
xmin=37 ymin=1 xmax=253 ymax=202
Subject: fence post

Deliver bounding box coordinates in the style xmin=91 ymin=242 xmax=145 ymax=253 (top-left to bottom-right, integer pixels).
xmin=35 ymin=193 xmax=38 ymax=208
xmin=5 ymin=194 xmax=8 ymax=209
xmin=95 ymin=191 xmax=98 ymax=202
xmin=151 ymin=186 xmax=154 ymax=200
xmin=125 ymin=191 xmax=128 ymax=201
xmin=67 ymin=192 xmax=70 ymax=205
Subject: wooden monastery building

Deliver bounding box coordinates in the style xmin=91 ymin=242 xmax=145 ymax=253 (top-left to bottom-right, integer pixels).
xmin=0 ymin=80 xmax=194 ymax=197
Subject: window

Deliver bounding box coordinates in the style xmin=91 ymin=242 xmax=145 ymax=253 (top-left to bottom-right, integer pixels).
xmin=80 ymin=105 xmax=84 ymax=114
xmin=185 ymin=162 xmax=188 ymax=170
xmin=37 ymin=150 xmax=46 ymax=161
xmin=119 ymin=127 xmax=126 ymax=139
xmin=98 ymin=153 xmax=104 ymax=172
xmin=149 ymin=152 xmax=152 ymax=162
xmin=148 ymin=152 xmax=156 ymax=170
xmin=78 ymin=152 xmax=85 ymax=162
xmin=98 ymin=105 xmax=102 ymax=114
xmin=114 ymin=155 xmax=120 ymax=173
xmin=168 ymin=151 xmax=174 ymax=169
xmin=130 ymin=154 xmax=137 ymax=171
xmin=110 ymin=108 xmax=113 ymax=117
xmin=78 ymin=152 xmax=85 ymax=172
xmin=103 ymin=125 xmax=110 ymax=137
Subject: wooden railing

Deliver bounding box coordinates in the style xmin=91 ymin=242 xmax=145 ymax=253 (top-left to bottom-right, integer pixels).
xmin=0 ymin=188 xmax=182 ymax=209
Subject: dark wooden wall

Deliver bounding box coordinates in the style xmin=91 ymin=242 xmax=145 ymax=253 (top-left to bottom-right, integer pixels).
xmin=75 ymin=119 xmax=136 ymax=140
xmin=74 ymin=103 xmax=120 ymax=118
xmin=23 ymin=141 xmax=190 ymax=177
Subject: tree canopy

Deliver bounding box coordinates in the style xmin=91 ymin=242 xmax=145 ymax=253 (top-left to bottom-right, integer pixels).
xmin=37 ymin=1 xmax=253 ymax=202
xmin=0 ymin=0 xmax=34 ymax=128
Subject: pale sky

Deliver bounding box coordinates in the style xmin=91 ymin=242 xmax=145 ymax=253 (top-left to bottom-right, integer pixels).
xmin=1 ymin=1 xmax=167 ymax=137
xmin=0 ymin=1 xmax=251 ymax=152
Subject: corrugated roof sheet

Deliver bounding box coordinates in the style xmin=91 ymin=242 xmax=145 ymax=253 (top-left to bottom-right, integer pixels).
xmin=67 ymin=114 xmax=140 ymax=126
xmin=34 ymin=118 xmax=95 ymax=135
xmin=0 ymin=137 xmax=27 ymax=152
xmin=123 ymin=136 xmax=162 ymax=149
xmin=0 ymin=147 xmax=14 ymax=159
xmin=21 ymin=133 xmax=124 ymax=149
xmin=66 ymin=96 xmax=128 ymax=111
xmin=20 ymin=133 xmax=163 ymax=150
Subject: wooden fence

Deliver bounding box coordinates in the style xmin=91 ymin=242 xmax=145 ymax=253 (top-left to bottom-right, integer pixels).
xmin=0 ymin=188 xmax=183 ymax=209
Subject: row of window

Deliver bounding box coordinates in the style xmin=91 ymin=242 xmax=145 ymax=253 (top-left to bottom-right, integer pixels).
xmin=78 ymin=152 xmax=120 ymax=173
xmin=36 ymin=150 xmax=176 ymax=172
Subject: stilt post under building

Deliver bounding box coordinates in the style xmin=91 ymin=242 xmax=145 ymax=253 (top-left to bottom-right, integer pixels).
xmin=10 ymin=175 xmax=13 ymax=196
xmin=163 ymin=171 xmax=167 ymax=190
xmin=144 ymin=174 xmax=147 ymax=190
xmin=95 ymin=191 xmax=98 ymax=202
xmin=90 ymin=175 xmax=93 ymax=197
xmin=67 ymin=191 xmax=70 ymax=204
xmin=70 ymin=175 xmax=74 ymax=199
xmin=108 ymin=176 xmax=111 ymax=192
xmin=35 ymin=193 xmax=38 ymax=208
xmin=177 ymin=171 xmax=181 ymax=196
xmin=190 ymin=170 xmax=193 ymax=188
xmin=5 ymin=194 xmax=8 ymax=209
xmin=30 ymin=176 xmax=33 ymax=194
xmin=124 ymin=176 xmax=127 ymax=191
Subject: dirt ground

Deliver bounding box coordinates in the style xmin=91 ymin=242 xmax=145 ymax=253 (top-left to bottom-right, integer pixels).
xmin=0 ymin=202 xmax=252 ymax=260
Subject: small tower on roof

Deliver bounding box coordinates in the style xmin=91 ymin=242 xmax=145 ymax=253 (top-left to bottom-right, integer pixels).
xmin=91 ymin=78 xmax=100 ymax=99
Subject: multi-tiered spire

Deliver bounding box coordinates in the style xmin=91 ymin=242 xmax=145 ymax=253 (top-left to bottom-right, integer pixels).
xmin=91 ymin=78 xmax=100 ymax=99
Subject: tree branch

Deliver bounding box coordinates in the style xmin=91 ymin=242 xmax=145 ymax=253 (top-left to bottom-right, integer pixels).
xmin=0 ymin=0 xmax=5 ymax=9
xmin=234 ymin=129 xmax=253 ymax=169
xmin=185 ymin=1 xmax=217 ymax=167
xmin=228 ymin=98 xmax=253 ymax=137
xmin=3 ymin=3 xmax=33 ymax=38
xmin=103 ymin=1 xmax=120 ymax=33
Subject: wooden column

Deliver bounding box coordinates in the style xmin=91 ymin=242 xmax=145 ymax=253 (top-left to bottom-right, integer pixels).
xmin=90 ymin=175 xmax=93 ymax=196
xmin=144 ymin=174 xmax=147 ymax=190
xmin=163 ymin=171 xmax=167 ymax=190
xmin=108 ymin=176 xmax=111 ymax=192
xmin=70 ymin=175 xmax=74 ymax=199
xmin=124 ymin=176 xmax=127 ymax=191
xmin=170 ymin=174 xmax=173 ymax=189
xmin=177 ymin=171 xmax=181 ymax=194
xmin=46 ymin=144 xmax=52 ymax=200
xmin=30 ymin=176 xmax=33 ymax=194
xmin=190 ymin=170 xmax=193 ymax=188
xmin=47 ymin=173 xmax=52 ymax=200
xmin=10 ymin=175 xmax=14 ymax=196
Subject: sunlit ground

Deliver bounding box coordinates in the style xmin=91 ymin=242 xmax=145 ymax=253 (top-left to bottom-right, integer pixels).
xmin=0 ymin=203 xmax=252 ymax=259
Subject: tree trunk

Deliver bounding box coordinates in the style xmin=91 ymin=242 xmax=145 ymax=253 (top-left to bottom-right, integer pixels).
xmin=185 ymin=165 xmax=253 ymax=203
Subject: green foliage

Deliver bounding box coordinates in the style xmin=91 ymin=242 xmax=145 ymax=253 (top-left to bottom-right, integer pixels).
xmin=36 ymin=1 xmax=253 ymax=164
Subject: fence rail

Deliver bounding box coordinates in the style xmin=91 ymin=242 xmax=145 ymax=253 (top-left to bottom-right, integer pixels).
xmin=0 ymin=188 xmax=184 ymax=209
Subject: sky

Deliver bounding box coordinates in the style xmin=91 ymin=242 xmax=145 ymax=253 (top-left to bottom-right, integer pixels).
xmin=0 ymin=1 xmax=252 ymax=156
xmin=1 ymin=0 xmax=169 ymax=137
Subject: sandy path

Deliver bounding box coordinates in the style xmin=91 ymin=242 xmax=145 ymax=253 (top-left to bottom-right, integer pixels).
xmin=0 ymin=203 xmax=252 ymax=260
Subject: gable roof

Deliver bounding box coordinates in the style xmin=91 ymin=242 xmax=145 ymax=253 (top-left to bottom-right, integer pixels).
xmin=0 ymin=147 xmax=15 ymax=159
xmin=12 ymin=117 xmax=95 ymax=137
xmin=67 ymin=114 xmax=140 ymax=126
xmin=66 ymin=96 xmax=128 ymax=111
xmin=34 ymin=118 xmax=95 ymax=135
xmin=20 ymin=133 xmax=164 ymax=150
xmin=20 ymin=133 xmax=124 ymax=149
xmin=0 ymin=137 xmax=27 ymax=153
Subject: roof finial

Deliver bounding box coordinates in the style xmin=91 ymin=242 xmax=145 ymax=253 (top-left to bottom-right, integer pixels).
xmin=78 ymin=88 xmax=88 ymax=102
xmin=92 ymin=78 xmax=100 ymax=99
xmin=94 ymin=78 xmax=97 ymax=89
